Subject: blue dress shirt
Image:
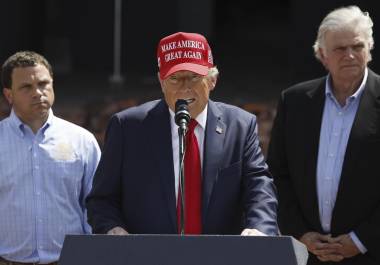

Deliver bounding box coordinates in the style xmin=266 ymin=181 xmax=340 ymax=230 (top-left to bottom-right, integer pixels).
xmin=0 ymin=109 xmax=101 ymax=263
xmin=317 ymin=68 xmax=368 ymax=253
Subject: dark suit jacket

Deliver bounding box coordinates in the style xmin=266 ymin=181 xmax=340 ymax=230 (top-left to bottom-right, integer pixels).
xmin=86 ymin=99 xmax=278 ymax=235
xmin=267 ymin=69 xmax=380 ymax=265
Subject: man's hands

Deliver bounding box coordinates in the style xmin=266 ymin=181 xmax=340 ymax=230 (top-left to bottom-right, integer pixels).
xmin=107 ymin=226 xmax=129 ymax=235
xmin=107 ymin=227 xmax=268 ymax=236
xmin=241 ymin=228 xmax=267 ymax=236
xmin=300 ymin=232 xmax=343 ymax=262
xmin=328 ymin=234 xmax=361 ymax=259
xmin=300 ymin=232 xmax=360 ymax=262
xmin=105 ymin=227 xmax=360 ymax=262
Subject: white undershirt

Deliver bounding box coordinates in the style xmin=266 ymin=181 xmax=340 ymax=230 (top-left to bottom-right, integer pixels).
xmin=169 ymin=106 xmax=207 ymax=202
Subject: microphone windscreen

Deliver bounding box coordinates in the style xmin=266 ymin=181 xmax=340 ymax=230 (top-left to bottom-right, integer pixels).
xmin=175 ymin=99 xmax=190 ymax=126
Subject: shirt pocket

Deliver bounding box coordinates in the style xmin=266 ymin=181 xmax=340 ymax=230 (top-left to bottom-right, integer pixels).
xmin=41 ymin=142 xmax=84 ymax=182
xmin=44 ymin=157 xmax=84 ymax=200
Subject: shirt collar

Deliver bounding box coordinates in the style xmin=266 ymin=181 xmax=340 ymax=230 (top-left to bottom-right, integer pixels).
xmin=169 ymin=104 xmax=208 ymax=130
xmin=325 ymin=67 xmax=368 ymax=103
xmin=9 ymin=108 xmax=24 ymax=131
xmin=45 ymin=108 xmax=54 ymax=128
xmin=9 ymin=108 xmax=54 ymax=136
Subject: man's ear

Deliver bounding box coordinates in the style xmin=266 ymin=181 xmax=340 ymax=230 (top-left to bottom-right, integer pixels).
xmin=207 ymin=74 xmax=218 ymax=91
xmin=3 ymin=88 xmax=12 ymax=105
xmin=157 ymin=72 xmax=165 ymax=92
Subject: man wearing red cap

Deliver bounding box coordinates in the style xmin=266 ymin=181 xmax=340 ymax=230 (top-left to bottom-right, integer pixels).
xmin=86 ymin=32 xmax=278 ymax=236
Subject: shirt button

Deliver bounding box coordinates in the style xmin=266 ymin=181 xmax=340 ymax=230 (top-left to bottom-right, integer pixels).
xmin=325 ymin=201 xmax=329 ymax=205
xmin=36 ymin=191 xmax=41 ymax=195
xmin=338 ymin=112 xmax=343 ymax=116
xmin=35 ymin=165 xmax=39 ymax=169
xmin=328 ymin=153 xmax=334 ymax=157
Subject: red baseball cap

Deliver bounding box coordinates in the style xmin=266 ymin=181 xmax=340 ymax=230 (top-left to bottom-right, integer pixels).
xmin=157 ymin=32 xmax=214 ymax=80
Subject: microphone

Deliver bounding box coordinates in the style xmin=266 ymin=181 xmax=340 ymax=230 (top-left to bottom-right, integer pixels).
xmin=175 ymin=99 xmax=191 ymax=235
xmin=175 ymin=99 xmax=191 ymax=132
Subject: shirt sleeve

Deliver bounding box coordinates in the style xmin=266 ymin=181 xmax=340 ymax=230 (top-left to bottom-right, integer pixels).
xmin=82 ymin=134 xmax=101 ymax=234
xmin=349 ymin=231 xmax=368 ymax=254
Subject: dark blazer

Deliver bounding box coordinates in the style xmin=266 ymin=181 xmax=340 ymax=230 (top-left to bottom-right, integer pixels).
xmin=267 ymin=69 xmax=380 ymax=265
xmin=86 ymin=99 xmax=278 ymax=235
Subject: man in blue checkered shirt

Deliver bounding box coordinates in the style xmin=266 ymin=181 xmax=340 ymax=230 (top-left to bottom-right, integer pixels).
xmin=0 ymin=51 xmax=101 ymax=265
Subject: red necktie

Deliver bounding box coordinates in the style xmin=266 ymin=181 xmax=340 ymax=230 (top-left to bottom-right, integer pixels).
xmin=177 ymin=119 xmax=202 ymax=234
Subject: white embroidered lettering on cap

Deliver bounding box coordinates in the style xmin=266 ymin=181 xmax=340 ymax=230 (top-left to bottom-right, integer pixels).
xmin=165 ymin=51 xmax=183 ymax=63
xmin=157 ymin=32 xmax=214 ymax=79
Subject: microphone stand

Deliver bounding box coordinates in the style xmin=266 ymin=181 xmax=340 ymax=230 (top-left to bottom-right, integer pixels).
xmin=178 ymin=125 xmax=187 ymax=235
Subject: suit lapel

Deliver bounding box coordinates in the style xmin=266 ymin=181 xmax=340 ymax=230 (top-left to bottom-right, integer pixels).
xmin=332 ymin=69 xmax=380 ymax=225
xmin=202 ymin=100 xmax=225 ymax=225
xmin=147 ymin=100 xmax=177 ymax=231
xmin=341 ymin=69 xmax=380 ymax=157
xmin=305 ymin=80 xmax=326 ymax=231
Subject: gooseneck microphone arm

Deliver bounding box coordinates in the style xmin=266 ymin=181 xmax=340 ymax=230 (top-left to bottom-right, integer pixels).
xmin=175 ymin=99 xmax=191 ymax=235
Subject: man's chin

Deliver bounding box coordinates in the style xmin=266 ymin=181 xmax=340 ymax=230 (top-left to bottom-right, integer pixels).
xmin=33 ymin=108 xmax=50 ymax=118
xmin=338 ymin=67 xmax=364 ymax=78
xmin=340 ymin=65 xmax=363 ymax=72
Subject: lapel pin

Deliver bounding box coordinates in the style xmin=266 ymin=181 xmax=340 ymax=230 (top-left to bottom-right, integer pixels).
xmin=216 ymin=126 xmax=223 ymax=134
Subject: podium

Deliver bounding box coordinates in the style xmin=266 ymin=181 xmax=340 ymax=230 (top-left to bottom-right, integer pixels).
xmin=58 ymin=235 xmax=308 ymax=265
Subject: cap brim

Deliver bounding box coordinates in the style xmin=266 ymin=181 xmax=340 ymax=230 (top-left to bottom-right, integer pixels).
xmin=161 ymin=63 xmax=209 ymax=79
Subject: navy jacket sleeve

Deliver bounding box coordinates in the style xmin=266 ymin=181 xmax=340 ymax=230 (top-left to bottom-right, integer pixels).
xmin=86 ymin=114 xmax=126 ymax=234
xmin=242 ymin=115 xmax=279 ymax=235
xmin=266 ymin=93 xmax=309 ymax=238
